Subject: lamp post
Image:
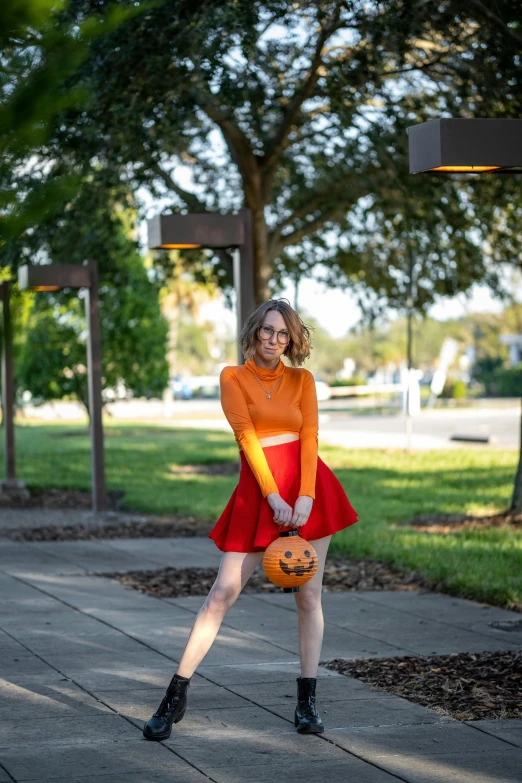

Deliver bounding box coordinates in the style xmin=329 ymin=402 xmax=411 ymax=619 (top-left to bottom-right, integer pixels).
xmin=147 ymin=208 xmax=255 ymax=365
xmin=18 ymin=260 xmax=106 ymax=513
xmin=0 ymin=280 xmax=26 ymax=494
xmin=407 ymin=116 xmax=522 ymax=511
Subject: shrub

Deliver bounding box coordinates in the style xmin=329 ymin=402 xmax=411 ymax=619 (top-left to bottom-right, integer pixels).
xmin=452 ymin=380 xmax=468 ymax=400
xmin=496 ymin=367 xmax=522 ymax=397
xmin=474 ymin=361 xmax=522 ymax=397
xmin=331 ymin=376 xmax=366 ymax=387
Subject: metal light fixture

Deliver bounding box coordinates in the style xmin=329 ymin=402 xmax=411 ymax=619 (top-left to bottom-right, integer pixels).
xmin=18 ymin=261 xmax=106 ymax=513
xmin=407 ymin=118 xmax=522 ymax=174
xmin=147 ymin=209 xmax=255 ymax=364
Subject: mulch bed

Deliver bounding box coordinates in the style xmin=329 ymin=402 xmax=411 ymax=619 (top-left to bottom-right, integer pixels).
xmin=103 ymin=559 xmax=439 ymax=598
xmin=0 ymin=486 xmax=217 ymax=540
xmin=3 ymin=516 xmax=215 ymax=541
xmin=0 ymin=487 xmax=125 ymax=510
xmin=401 ymin=510 xmax=522 ymax=533
xmin=322 ymin=651 xmax=522 ymax=721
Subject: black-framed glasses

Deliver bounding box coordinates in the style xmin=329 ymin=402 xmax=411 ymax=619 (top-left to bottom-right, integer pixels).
xmin=257 ymin=325 xmax=290 ymax=345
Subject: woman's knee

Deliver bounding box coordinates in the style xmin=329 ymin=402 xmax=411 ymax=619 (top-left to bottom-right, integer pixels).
xmin=295 ymin=587 xmax=322 ymax=614
xmin=204 ymin=583 xmax=239 ymax=615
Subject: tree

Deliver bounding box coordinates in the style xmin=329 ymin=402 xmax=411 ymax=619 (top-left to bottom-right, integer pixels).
xmin=0 ymin=0 xmax=143 ymax=249
xmin=38 ymin=0 xmax=522 ymax=306
xmin=16 ymin=177 xmax=169 ymax=415
xmin=30 ymin=2 xmax=459 ymax=299
xmin=7 ymin=1 xmax=522 ymax=292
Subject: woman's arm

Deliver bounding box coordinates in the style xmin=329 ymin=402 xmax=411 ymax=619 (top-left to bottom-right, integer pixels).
xmin=299 ymin=370 xmax=318 ymax=498
xmin=220 ymin=367 xmax=279 ymax=498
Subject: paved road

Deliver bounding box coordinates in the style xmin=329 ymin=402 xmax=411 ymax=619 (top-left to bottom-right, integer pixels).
xmin=318 ymin=407 xmax=521 ymax=450
xmin=0 ymin=535 xmax=521 ymax=782
xmin=158 ymin=403 xmax=521 ymax=450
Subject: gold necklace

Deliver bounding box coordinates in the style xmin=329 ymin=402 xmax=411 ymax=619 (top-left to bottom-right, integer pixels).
xmin=252 ymin=373 xmax=282 ymax=399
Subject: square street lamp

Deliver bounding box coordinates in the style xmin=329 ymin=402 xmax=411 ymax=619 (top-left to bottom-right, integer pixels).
xmin=407 ymin=116 xmax=522 ymax=508
xmin=147 ymin=208 xmax=255 ymax=364
xmin=0 ymin=280 xmax=27 ymax=494
xmin=18 ymin=260 xmax=106 ymax=513
xmin=407 ymin=118 xmax=522 ymax=174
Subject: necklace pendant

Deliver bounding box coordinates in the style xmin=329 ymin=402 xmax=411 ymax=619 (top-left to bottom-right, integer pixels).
xmin=266 ymin=393 xmax=271 ymax=399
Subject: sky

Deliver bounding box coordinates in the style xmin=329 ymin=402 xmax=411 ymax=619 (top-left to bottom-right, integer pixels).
xmin=197 ymin=275 xmax=509 ymax=340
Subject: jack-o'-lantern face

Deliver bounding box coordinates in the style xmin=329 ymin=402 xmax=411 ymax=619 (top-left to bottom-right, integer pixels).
xmin=280 ymin=548 xmax=315 ymax=577
xmin=263 ymin=535 xmax=318 ymax=589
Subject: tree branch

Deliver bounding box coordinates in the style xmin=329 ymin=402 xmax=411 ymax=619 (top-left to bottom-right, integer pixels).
xmin=381 ymin=47 xmax=457 ymax=78
xmin=274 ymin=208 xmax=344 ymax=251
xmin=270 ymin=171 xmax=378 ymax=256
xmin=273 ymin=196 xmax=326 ymax=240
xmin=466 ymin=0 xmax=522 ymax=47
xmin=271 ymin=177 xmax=361 ymax=246
xmin=287 ymin=117 xmax=340 ymax=145
xmin=260 ymin=5 xmax=344 ymax=177
xmin=190 ymin=73 xmax=262 ymax=206
xmin=149 ymin=162 xmax=206 ymax=213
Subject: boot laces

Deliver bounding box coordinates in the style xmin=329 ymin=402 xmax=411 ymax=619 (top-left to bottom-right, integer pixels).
xmin=154 ymin=682 xmax=181 ymax=717
xmin=299 ymin=696 xmax=318 ymax=717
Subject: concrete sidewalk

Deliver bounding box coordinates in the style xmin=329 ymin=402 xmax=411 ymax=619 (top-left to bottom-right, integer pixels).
xmin=0 ymin=536 xmax=521 ymax=783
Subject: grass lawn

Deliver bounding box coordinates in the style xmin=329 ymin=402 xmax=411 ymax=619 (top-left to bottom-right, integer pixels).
xmin=5 ymin=420 xmax=521 ymax=611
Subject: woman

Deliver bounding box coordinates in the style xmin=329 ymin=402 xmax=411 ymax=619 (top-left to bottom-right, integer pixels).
xmin=143 ymin=299 xmax=358 ymax=741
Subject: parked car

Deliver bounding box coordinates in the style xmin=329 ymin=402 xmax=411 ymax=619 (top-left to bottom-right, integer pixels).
xmin=171 ymin=376 xmax=193 ymax=400
xmin=171 ymin=375 xmax=221 ymax=400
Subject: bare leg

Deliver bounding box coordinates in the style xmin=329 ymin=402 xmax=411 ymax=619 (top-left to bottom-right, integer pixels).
xmin=176 ymin=550 xmax=264 ymax=678
xmin=293 ymin=535 xmax=332 ymax=678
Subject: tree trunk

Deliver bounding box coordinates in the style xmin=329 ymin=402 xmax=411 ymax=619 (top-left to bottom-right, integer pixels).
xmin=510 ymin=397 xmax=522 ymax=513
xmin=251 ymin=204 xmax=272 ymax=304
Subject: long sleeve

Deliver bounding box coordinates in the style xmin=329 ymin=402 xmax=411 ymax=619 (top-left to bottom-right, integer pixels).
xmin=220 ymin=367 xmax=279 ymax=498
xmin=299 ymin=370 xmax=318 ymax=498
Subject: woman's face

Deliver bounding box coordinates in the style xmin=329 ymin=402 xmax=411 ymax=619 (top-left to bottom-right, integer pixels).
xmin=255 ymin=309 xmax=289 ymax=364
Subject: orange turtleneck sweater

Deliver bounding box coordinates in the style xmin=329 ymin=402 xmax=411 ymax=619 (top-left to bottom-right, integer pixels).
xmin=219 ymin=356 xmax=318 ymax=499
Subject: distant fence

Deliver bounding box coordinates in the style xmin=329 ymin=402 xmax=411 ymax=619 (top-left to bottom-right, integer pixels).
xmin=329 ymin=383 xmax=406 ymax=397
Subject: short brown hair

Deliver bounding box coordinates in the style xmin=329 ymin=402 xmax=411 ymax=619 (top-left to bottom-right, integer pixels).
xmin=239 ymin=298 xmax=314 ymax=366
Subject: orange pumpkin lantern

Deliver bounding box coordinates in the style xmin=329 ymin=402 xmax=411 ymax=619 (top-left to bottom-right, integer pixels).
xmin=263 ymin=530 xmax=318 ymax=592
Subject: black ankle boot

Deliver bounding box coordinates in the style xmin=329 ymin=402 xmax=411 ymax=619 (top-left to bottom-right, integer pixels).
xmin=294 ymin=676 xmax=324 ymax=734
xmin=143 ymin=674 xmax=190 ymax=741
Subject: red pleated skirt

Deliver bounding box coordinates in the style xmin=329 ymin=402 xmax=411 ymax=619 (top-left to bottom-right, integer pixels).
xmin=208 ymin=439 xmax=358 ymax=552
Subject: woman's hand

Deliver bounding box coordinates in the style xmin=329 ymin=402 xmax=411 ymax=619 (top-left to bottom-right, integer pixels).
xmin=290 ymin=495 xmax=313 ymax=528
xmin=266 ymin=493 xmax=294 ymax=526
